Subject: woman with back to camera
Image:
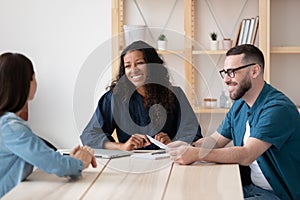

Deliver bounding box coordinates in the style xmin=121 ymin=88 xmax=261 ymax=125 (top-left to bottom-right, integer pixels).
xmin=81 ymin=40 xmax=202 ymax=150
xmin=0 ymin=52 xmax=97 ymax=198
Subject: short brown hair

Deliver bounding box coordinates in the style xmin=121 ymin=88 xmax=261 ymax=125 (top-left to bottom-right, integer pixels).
xmin=226 ymin=44 xmax=265 ymax=72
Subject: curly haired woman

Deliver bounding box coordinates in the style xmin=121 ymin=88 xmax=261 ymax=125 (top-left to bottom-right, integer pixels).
xmin=81 ymin=41 xmax=202 ymax=150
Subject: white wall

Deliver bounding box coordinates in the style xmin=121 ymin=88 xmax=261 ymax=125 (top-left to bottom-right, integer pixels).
xmin=0 ymin=0 xmax=111 ymax=148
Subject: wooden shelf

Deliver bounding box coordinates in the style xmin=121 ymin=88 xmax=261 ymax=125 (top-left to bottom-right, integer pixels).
xmin=195 ymin=106 xmax=299 ymax=114
xmin=157 ymin=50 xmax=184 ymax=55
xmin=194 ymin=107 xmax=229 ymax=114
xmin=192 ymin=50 xmax=227 ymax=55
xmin=119 ymin=49 xmax=184 ymax=55
xmin=271 ymin=46 xmax=300 ymax=54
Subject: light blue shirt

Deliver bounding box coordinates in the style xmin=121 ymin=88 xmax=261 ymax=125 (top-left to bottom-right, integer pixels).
xmin=0 ymin=112 xmax=83 ymax=198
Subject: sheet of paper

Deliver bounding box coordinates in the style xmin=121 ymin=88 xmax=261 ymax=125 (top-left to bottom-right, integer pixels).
xmin=131 ymin=153 xmax=170 ymax=160
xmin=146 ymin=135 xmax=169 ymax=150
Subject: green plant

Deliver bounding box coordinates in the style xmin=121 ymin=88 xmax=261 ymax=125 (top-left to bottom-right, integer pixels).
xmin=210 ymin=32 xmax=217 ymax=41
xmin=158 ymin=34 xmax=167 ymax=41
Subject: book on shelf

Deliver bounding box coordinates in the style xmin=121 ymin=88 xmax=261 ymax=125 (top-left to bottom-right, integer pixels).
xmin=246 ymin=18 xmax=256 ymax=44
xmin=235 ymin=16 xmax=259 ymax=46
xmin=233 ymin=20 xmax=242 ymax=46
xmin=237 ymin=19 xmax=246 ymax=46
xmin=241 ymin=18 xmax=250 ymax=45
xmin=251 ymin=16 xmax=259 ymax=44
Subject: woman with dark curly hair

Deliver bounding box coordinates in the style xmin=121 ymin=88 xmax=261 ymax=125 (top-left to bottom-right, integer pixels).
xmin=81 ymin=40 xmax=202 ymax=150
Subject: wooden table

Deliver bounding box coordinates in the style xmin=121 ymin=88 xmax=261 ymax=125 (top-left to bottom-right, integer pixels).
xmin=2 ymin=156 xmax=243 ymax=200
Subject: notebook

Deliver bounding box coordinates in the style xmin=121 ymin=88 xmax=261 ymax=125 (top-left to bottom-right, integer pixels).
xmin=58 ymin=149 xmax=132 ymax=159
xmin=93 ymin=149 xmax=132 ymax=159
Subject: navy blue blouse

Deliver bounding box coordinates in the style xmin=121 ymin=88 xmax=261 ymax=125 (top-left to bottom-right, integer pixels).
xmin=81 ymin=86 xmax=202 ymax=149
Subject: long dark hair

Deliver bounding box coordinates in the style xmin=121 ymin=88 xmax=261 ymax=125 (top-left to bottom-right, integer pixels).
xmin=109 ymin=40 xmax=175 ymax=113
xmin=0 ymin=53 xmax=34 ymax=116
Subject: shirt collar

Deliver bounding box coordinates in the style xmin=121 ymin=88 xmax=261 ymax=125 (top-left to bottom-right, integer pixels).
xmin=248 ymin=82 xmax=270 ymax=114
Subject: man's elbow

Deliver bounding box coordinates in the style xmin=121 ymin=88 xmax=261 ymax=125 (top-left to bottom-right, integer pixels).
xmin=238 ymin=154 xmax=256 ymax=166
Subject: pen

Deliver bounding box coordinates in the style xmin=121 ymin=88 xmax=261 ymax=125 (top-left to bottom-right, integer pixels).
xmin=151 ymin=150 xmax=166 ymax=155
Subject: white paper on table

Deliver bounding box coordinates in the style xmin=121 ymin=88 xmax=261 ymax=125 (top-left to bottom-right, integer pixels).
xmin=146 ymin=135 xmax=169 ymax=150
xmin=131 ymin=152 xmax=170 ymax=160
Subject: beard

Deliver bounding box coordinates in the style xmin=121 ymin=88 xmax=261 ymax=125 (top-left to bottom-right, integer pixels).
xmin=229 ymin=74 xmax=252 ymax=100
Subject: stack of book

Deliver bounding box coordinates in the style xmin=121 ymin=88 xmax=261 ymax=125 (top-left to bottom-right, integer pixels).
xmin=234 ymin=16 xmax=259 ymax=46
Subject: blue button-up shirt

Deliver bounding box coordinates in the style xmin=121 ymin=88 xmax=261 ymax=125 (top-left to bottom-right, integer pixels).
xmin=217 ymin=83 xmax=300 ymax=200
xmin=0 ymin=112 xmax=83 ymax=198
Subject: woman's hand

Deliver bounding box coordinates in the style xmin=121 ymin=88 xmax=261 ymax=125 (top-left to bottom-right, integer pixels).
xmin=70 ymin=145 xmax=97 ymax=169
xmin=154 ymin=132 xmax=171 ymax=144
xmin=119 ymin=134 xmax=151 ymax=151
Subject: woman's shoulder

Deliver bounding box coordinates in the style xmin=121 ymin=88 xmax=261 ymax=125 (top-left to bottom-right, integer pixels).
xmin=170 ymin=86 xmax=184 ymax=93
xmin=169 ymin=86 xmax=187 ymax=100
xmin=0 ymin=112 xmax=22 ymax=123
xmin=97 ymin=90 xmax=113 ymax=101
xmin=96 ymin=90 xmax=116 ymax=109
xmin=0 ymin=112 xmax=29 ymax=133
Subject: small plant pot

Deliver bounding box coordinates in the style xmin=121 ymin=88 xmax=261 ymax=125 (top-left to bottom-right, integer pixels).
xmin=210 ymin=40 xmax=219 ymax=50
xmin=222 ymin=39 xmax=233 ymax=50
xmin=157 ymin=40 xmax=167 ymax=50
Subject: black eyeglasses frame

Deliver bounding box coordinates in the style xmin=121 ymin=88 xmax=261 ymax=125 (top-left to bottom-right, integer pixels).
xmin=219 ymin=63 xmax=256 ymax=79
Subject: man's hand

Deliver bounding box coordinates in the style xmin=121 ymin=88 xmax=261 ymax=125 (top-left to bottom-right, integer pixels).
xmin=167 ymin=141 xmax=200 ymax=165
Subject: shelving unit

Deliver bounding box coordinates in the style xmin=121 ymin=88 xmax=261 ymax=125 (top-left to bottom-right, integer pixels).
xmin=192 ymin=50 xmax=227 ymax=55
xmin=271 ymin=46 xmax=300 ymax=54
xmin=268 ymin=0 xmax=300 ymax=112
xmin=157 ymin=50 xmax=184 ymax=55
xmin=111 ymin=0 xmax=299 ymax=113
xmin=194 ymin=107 xmax=229 ymax=114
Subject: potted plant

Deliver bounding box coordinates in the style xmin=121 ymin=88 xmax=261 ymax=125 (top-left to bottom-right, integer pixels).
xmin=222 ymin=38 xmax=233 ymax=50
xmin=210 ymin=32 xmax=218 ymax=50
xmin=210 ymin=32 xmax=217 ymax=41
xmin=157 ymin=34 xmax=167 ymax=50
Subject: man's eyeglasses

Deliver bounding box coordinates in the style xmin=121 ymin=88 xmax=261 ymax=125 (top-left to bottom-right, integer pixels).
xmin=219 ymin=63 xmax=256 ymax=79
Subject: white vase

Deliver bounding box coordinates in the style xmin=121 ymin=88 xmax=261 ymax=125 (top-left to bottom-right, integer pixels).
xmin=157 ymin=40 xmax=167 ymax=50
xmin=123 ymin=25 xmax=146 ymax=46
xmin=222 ymin=39 xmax=233 ymax=50
xmin=210 ymin=40 xmax=219 ymax=50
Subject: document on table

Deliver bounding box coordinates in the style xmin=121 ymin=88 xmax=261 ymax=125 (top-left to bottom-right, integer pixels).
xmin=130 ymin=135 xmax=170 ymax=160
xmin=146 ymin=135 xmax=169 ymax=150
xmin=131 ymin=151 xmax=170 ymax=160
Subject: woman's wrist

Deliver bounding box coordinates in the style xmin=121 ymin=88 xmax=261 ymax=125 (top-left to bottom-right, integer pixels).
xmin=104 ymin=141 xmax=122 ymax=150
